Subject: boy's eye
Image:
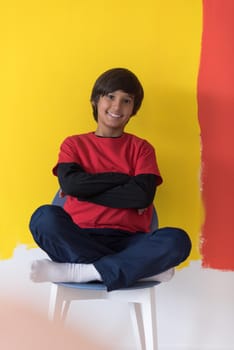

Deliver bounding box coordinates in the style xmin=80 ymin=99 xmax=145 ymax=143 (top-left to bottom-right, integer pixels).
xmin=107 ymin=94 xmax=115 ymax=100
xmin=124 ymin=98 xmax=132 ymax=104
xmin=106 ymin=93 xmax=133 ymax=105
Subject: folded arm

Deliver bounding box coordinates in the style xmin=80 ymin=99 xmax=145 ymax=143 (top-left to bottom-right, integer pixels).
xmin=79 ymin=173 xmax=158 ymax=208
xmin=57 ymin=162 xmax=130 ymax=197
xmin=57 ymin=162 xmax=159 ymax=209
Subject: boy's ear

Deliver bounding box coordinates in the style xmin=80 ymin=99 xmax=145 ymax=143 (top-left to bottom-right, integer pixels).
xmin=91 ymin=101 xmax=97 ymax=113
xmin=91 ymin=100 xmax=98 ymax=121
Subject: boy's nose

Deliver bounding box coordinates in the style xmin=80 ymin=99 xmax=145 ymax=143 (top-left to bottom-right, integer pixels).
xmin=112 ymin=99 xmax=121 ymax=110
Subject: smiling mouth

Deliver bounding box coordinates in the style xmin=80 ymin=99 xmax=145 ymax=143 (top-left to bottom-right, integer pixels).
xmin=107 ymin=112 xmax=122 ymax=118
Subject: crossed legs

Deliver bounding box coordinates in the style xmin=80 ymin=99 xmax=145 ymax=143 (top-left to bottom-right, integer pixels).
xmin=29 ymin=205 xmax=191 ymax=291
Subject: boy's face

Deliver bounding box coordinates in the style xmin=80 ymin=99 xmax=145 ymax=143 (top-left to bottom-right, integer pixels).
xmin=95 ymin=90 xmax=134 ymax=137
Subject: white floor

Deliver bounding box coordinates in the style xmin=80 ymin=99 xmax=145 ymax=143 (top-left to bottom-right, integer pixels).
xmin=1 ymin=245 xmax=234 ymax=350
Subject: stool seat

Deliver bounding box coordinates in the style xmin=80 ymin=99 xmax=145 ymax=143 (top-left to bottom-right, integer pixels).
xmin=57 ymin=280 xmax=160 ymax=290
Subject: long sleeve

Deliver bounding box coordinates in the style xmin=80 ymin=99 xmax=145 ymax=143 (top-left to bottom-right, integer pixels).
xmin=79 ymin=173 xmax=159 ymax=209
xmin=57 ymin=162 xmax=131 ymax=197
xmin=57 ymin=163 xmax=159 ymax=209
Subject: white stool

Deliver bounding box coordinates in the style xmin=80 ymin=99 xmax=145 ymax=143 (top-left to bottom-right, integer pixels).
xmin=48 ymin=280 xmax=160 ymax=350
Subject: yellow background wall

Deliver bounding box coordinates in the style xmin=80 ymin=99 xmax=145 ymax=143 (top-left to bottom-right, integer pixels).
xmin=0 ymin=0 xmax=202 ymax=262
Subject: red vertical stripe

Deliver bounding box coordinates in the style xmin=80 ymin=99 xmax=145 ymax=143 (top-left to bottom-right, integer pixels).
xmin=198 ymin=0 xmax=234 ymax=269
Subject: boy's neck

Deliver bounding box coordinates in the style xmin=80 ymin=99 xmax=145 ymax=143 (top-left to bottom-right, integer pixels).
xmin=94 ymin=128 xmax=124 ymax=138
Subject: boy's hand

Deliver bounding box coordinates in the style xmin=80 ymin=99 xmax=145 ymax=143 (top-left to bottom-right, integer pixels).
xmin=59 ymin=190 xmax=66 ymax=198
xmin=137 ymin=208 xmax=147 ymax=215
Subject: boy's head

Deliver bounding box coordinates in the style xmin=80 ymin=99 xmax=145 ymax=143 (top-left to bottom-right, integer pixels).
xmin=90 ymin=68 xmax=144 ymax=121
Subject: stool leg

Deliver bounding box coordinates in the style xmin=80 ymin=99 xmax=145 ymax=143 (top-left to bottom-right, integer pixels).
xmin=60 ymin=300 xmax=71 ymax=323
xmin=129 ymin=302 xmax=144 ymax=350
xmin=48 ymin=284 xmax=70 ymax=323
xmin=141 ymin=288 xmax=158 ymax=350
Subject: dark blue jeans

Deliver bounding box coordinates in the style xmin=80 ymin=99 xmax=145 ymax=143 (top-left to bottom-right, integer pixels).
xmin=29 ymin=205 xmax=191 ymax=291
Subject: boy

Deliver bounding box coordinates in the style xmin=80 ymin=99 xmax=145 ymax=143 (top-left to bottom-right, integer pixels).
xmin=30 ymin=68 xmax=191 ymax=291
